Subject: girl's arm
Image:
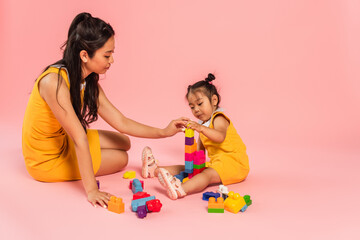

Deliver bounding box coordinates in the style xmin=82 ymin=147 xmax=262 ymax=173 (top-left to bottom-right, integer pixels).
xmin=39 ymin=73 xmax=110 ymax=207
xmin=197 ymin=136 xmax=205 ymax=151
xmin=97 ymin=85 xmax=188 ymax=138
xmin=187 ymin=115 xmax=229 ymax=143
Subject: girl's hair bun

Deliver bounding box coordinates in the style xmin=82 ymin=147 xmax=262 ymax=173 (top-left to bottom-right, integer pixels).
xmin=205 ymin=73 xmax=215 ymax=83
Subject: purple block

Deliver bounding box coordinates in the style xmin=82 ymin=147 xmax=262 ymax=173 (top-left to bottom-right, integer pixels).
xmin=96 ymin=180 xmax=100 ymax=189
xmin=185 ymin=153 xmax=194 ymax=161
xmin=185 ymin=137 xmax=194 ymax=145
xmin=137 ymin=205 xmax=147 ymax=218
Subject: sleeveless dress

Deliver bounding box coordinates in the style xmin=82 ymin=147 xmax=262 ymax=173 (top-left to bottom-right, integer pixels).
xmin=22 ymin=66 xmax=101 ymax=182
xmin=200 ymin=110 xmax=250 ymax=185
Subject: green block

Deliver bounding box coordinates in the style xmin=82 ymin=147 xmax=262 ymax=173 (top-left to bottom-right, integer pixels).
xmin=244 ymin=195 xmax=252 ymax=206
xmin=193 ymin=163 xmax=206 ymax=169
xmin=208 ymin=208 xmax=224 ymax=213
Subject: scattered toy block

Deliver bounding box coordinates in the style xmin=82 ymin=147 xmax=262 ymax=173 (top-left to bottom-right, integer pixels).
xmin=136 ymin=205 xmax=147 ymax=218
xmin=175 ymin=171 xmax=188 ymax=182
xmin=123 ymin=170 xmax=136 ymax=179
xmin=224 ymin=191 xmax=246 ymax=214
xmin=217 ymin=185 xmax=229 ymax=200
xmin=146 ymin=199 xmax=162 ymax=212
xmin=108 ymin=196 xmax=124 ymax=214
xmin=133 ymin=191 xmax=150 ymax=200
xmin=244 ymin=195 xmax=252 ymax=206
xmin=131 ymin=196 xmax=155 ymax=212
xmin=208 ymin=197 xmax=224 ymax=213
xmin=96 ymin=180 xmax=100 ymax=189
xmin=182 ymin=177 xmax=189 ymax=183
xmin=203 ymin=192 xmax=221 ymax=201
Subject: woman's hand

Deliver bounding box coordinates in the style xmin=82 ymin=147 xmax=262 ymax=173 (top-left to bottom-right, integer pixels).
xmin=87 ymin=189 xmax=112 ymax=208
xmin=162 ymin=117 xmax=190 ymax=137
xmin=186 ymin=120 xmax=204 ymax=133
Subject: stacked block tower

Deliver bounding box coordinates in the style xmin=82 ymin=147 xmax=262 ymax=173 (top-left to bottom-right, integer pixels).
xmin=179 ymin=128 xmax=206 ymax=181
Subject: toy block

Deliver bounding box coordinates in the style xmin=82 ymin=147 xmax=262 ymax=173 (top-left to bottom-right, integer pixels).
xmin=146 ymin=199 xmax=162 ymax=212
xmin=133 ymin=191 xmax=150 ymax=200
xmin=185 ymin=137 xmax=194 ymax=145
xmin=136 ymin=205 xmax=147 ymax=218
xmin=193 ymin=168 xmax=205 ymax=175
xmin=202 ymin=192 xmax=221 ymax=201
xmin=208 ymin=208 xmax=225 ymax=213
xmin=205 ymin=162 xmax=210 ymax=167
xmin=131 ymin=179 xmax=143 ymax=194
xmin=193 ymin=151 xmax=205 ymax=165
xmin=240 ymin=204 xmax=248 ymax=212
xmin=184 ymin=161 xmax=193 ymax=174
xmin=193 ymin=163 xmax=206 ymax=169
xmin=224 ymin=191 xmax=246 ymax=214
xmin=96 ymin=180 xmax=100 ymax=189
xmin=185 ymin=153 xmax=194 ymax=161
xmin=123 ymin=170 xmax=136 ymax=179
xmin=182 ymin=177 xmax=189 ymax=183
xmin=108 ymin=196 xmax=124 ymax=214
xmin=185 ymin=144 xmax=197 ymax=154
xmin=175 ymin=171 xmax=188 ymax=182
xmin=188 ymin=173 xmax=194 ymax=179
xmin=185 ymin=128 xmax=194 ymax=138
xmin=129 ymin=179 xmax=144 ymax=190
xmin=243 ymin=195 xmax=252 ymax=206
xmin=217 ymin=185 xmax=229 ymax=200
xmin=131 ymin=196 xmax=155 ymax=212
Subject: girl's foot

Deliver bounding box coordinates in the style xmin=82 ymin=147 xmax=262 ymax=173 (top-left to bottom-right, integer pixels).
xmin=157 ymin=168 xmax=187 ymax=200
xmin=141 ymin=146 xmax=158 ymax=178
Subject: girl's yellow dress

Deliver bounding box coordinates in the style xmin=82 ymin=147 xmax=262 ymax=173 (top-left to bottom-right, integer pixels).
xmin=22 ymin=66 xmax=101 ymax=182
xmin=200 ymin=111 xmax=250 ymax=185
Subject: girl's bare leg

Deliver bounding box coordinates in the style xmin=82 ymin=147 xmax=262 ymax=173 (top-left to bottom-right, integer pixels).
xmin=182 ymin=168 xmax=221 ymax=194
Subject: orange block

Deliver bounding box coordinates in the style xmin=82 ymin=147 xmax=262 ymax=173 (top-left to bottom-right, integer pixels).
xmin=185 ymin=143 xmax=197 ymax=154
xmin=108 ymin=196 xmax=125 ymax=214
xmin=208 ymin=197 xmax=224 ymax=209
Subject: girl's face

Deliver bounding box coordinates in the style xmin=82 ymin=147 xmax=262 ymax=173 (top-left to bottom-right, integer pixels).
xmin=81 ymin=36 xmax=115 ymax=78
xmin=187 ymin=90 xmax=218 ymax=122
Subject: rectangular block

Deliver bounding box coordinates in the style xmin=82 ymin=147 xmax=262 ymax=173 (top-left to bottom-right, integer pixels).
xmin=185 ymin=128 xmax=194 ymax=138
xmin=185 ymin=153 xmax=194 ymax=161
xmin=185 ymin=144 xmax=197 ymax=154
xmin=193 ymin=150 xmax=205 ymax=164
xmin=185 ymin=137 xmax=194 ymax=145
xmin=208 ymin=208 xmax=225 ymax=213
xmin=193 ymin=163 xmax=205 ymax=169
xmin=184 ymin=161 xmax=193 ymax=174
xmin=193 ymin=168 xmax=205 ymax=175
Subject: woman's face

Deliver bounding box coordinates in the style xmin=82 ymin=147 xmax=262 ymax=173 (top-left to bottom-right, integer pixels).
xmin=81 ymin=36 xmax=115 ymax=77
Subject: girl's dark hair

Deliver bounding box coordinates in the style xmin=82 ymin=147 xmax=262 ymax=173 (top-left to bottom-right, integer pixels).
xmin=44 ymin=12 xmax=114 ymax=131
xmin=186 ymin=73 xmax=221 ymax=108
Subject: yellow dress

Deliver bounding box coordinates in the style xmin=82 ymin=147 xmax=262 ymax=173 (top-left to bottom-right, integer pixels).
xmin=200 ymin=111 xmax=249 ymax=185
xmin=22 ymin=66 xmax=101 ymax=182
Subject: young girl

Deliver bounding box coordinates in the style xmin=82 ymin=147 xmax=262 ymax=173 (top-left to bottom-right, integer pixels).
xmin=22 ymin=12 xmax=187 ymax=207
xmin=141 ymin=73 xmax=249 ymax=200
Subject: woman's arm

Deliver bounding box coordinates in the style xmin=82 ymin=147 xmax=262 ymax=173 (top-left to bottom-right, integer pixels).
xmin=97 ymin=85 xmax=188 ymax=138
xmin=39 ymin=73 xmax=110 ymax=207
xmin=187 ymin=115 xmax=229 ymax=143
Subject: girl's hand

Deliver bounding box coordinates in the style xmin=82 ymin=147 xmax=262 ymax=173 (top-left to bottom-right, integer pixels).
xmin=163 ymin=117 xmax=190 ymax=137
xmin=87 ymin=189 xmax=112 ymax=208
xmin=186 ymin=120 xmax=204 ymax=133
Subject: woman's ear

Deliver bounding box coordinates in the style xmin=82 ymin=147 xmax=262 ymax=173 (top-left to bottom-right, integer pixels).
xmin=79 ymin=50 xmax=89 ymax=63
xmin=212 ymin=95 xmax=218 ymax=107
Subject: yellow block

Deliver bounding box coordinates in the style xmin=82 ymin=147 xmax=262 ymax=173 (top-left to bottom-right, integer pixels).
xmin=185 ymin=128 xmax=194 ymax=138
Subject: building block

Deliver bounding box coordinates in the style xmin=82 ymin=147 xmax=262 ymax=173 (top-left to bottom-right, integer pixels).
xmin=193 ymin=151 xmax=205 ymax=165
xmin=96 ymin=180 xmax=100 ymax=189
xmin=184 ymin=161 xmax=193 ymax=174
xmin=182 ymin=177 xmax=189 ymax=183
xmin=224 ymin=191 xmax=246 ymax=214
xmin=185 ymin=128 xmax=194 ymax=138
xmin=108 ymin=196 xmax=125 ymax=214
xmin=185 ymin=137 xmax=194 ymax=145
xmin=217 ymin=185 xmax=229 ymax=200
xmin=208 ymin=197 xmax=224 ymax=213
xmin=131 ymin=196 xmax=155 ymax=212
xmin=203 ymin=192 xmax=221 ymax=201
xmin=175 ymin=171 xmax=188 ymax=182
xmin=185 ymin=144 xmax=197 ymax=154
xmin=133 ymin=191 xmax=150 ymax=200
xmin=244 ymin=195 xmax=252 ymax=206
xmin=185 ymin=153 xmax=194 ymax=161
xmin=193 ymin=163 xmax=206 ymax=169
xmin=240 ymin=204 xmax=248 ymax=212
xmin=123 ymin=170 xmax=136 ymax=179
xmin=208 ymin=208 xmax=225 ymax=213
xmin=136 ymin=205 xmax=147 ymax=218
xmin=146 ymin=199 xmax=162 ymax=212
xmin=129 ymin=179 xmax=144 ymax=194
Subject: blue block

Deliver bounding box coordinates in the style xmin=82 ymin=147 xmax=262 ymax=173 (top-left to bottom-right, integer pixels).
xmin=175 ymin=171 xmax=189 ymax=182
xmin=240 ymin=204 xmax=248 ymax=212
xmin=184 ymin=161 xmax=193 ymax=174
xmin=131 ymin=196 xmax=155 ymax=211
xmin=132 ymin=179 xmax=143 ymax=194
xmin=202 ymin=192 xmax=221 ymax=201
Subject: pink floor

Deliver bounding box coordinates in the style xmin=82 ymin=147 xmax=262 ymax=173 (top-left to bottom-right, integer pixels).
xmin=1 ymin=125 xmax=359 ymax=240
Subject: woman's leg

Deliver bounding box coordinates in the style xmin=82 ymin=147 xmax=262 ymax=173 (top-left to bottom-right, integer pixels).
xmin=96 ymin=130 xmax=131 ymax=176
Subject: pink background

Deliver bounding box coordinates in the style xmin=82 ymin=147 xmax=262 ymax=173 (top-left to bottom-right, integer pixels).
xmin=1 ymin=0 xmax=359 ymax=239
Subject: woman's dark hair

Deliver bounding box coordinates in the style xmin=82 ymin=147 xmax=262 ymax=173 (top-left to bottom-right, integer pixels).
xmin=186 ymin=73 xmax=221 ymax=108
xmin=44 ymin=12 xmax=114 ymax=131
